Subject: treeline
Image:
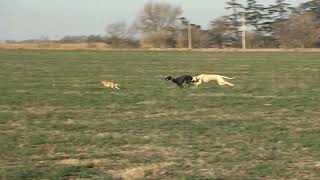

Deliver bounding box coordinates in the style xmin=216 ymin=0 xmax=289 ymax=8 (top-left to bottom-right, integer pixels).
xmin=104 ymin=0 xmax=320 ymax=48
xmin=7 ymin=0 xmax=320 ymax=49
xmin=219 ymin=0 xmax=320 ymax=48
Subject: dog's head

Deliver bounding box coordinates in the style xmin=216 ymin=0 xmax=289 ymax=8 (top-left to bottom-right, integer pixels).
xmin=165 ymin=76 xmax=173 ymax=81
xmin=191 ymin=77 xmax=199 ymax=82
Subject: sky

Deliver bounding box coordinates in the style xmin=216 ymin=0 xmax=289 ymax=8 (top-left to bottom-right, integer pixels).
xmin=0 ymin=0 xmax=308 ymax=41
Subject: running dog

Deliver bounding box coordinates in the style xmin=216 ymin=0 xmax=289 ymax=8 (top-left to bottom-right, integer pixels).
xmin=101 ymin=80 xmax=120 ymax=90
xmin=192 ymin=74 xmax=235 ymax=87
xmin=165 ymin=75 xmax=193 ymax=89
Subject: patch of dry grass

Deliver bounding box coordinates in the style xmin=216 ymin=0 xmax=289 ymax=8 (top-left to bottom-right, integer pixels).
xmin=110 ymin=162 xmax=174 ymax=179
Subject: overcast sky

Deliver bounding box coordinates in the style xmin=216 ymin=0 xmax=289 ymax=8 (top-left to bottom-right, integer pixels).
xmin=0 ymin=0 xmax=308 ymax=41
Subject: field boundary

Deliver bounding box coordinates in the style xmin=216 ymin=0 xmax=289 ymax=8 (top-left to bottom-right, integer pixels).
xmin=1 ymin=43 xmax=320 ymax=52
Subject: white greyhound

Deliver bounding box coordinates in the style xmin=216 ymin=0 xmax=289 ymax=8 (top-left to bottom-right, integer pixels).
xmin=192 ymin=74 xmax=235 ymax=87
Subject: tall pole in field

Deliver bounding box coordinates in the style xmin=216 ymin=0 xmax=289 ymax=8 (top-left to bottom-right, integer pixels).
xmin=188 ymin=22 xmax=192 ymax=49
xmin=179 ymin=17 xmax=194 ymax=49
xmin=241 ymin=13 xmax=246 ymax=50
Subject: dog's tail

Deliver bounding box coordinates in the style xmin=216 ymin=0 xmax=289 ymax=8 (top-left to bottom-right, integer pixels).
xmin=222 ymin=76 xmax=235 ymax=79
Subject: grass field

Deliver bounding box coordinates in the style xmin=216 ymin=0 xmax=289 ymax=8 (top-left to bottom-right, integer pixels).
xmin=1 ymin=49 xmax=320 ymax=179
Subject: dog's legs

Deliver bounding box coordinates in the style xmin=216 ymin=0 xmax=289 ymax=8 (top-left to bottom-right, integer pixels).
xmin=217 ymin=80 xmax=225 ymax=86
xmin=217 ymin=80 xmax=234 ymax=86
xmin=221 ymin=78 xmax=234 ymax=86
xmin=224 ymin=81 xmax=234 ymax=86
xmin=115 ymin=84 xmax=120 ymax=90
xmin=175 ymin=82 xmax=184 ymax=90
xmin=186 ymin=81 xmax=192 ymax=87
xmin=195 ymin=82 xmax=201 ymax=87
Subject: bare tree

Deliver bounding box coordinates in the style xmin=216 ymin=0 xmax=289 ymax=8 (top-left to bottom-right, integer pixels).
xmin=135 ymin=1 xmax=183 ymax=32
xmin=175 ymin=23 xmax=208 ymax=48
xmin=87 ymin=35 xmax=104 ymax=43
xmin=105 ymin=21 xmax=129 ymax=39
xmin=142 ymin=31 xmax=173 ymax=48
xmin=289 ymin=12 xmax=320 ymax=48
xmin=105 ymin=21 xmax=139 ymax=48
xmin=175 ymin=33 xmax=187 ymax=48
xmin=190 ymin=25 xmax=209 ymax=48
xmin=245 ymin=32 xmax=265 ymax=48
xmin=300 ymin=0 xmax=320 ymax=20
xmin=273 ymin=12 xmax=319 ymax=48
xmin=135 ymin=1 xmax=182 ymax=48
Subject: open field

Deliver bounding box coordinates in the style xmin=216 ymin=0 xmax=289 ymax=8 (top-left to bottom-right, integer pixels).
xmin=1 ymin=49 xmax=320 ymax=179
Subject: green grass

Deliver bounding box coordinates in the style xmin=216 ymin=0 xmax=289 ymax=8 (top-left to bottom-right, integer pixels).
xmin=1 ymin=49 xmax=320 ymax=179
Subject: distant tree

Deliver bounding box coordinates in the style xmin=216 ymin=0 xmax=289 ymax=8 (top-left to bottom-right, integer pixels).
xmin=174 ymin=22 xmax=208 ymax=48
xmin=252 ymin=0 xmax=291 ymax=38
xmin=245 ymin=31 xmax=272 ymax=48
xmin=268 ymin=0 xmax=292 ymax=20
xmin=273 ymin=12 xmax=320 ymax=48
xmin=299 ymin=0 xmax=320 ymax=19
xmin=135 ymin=1 xmax=182 ymax=48
xmin=87 ymin=35 xmax=104 ymax=43
xmin=105 ymin=21 xmax=128 ymax=40
xmin=175 ymin=34 xmax=187 ymax=48
xmin=200 ymin=32 xmax=210 ymax=48
xmin=209 ymin=16 xmax=233 ymax=48
xmin=5 ymin=40 xmax=17 ymax=44
xmin=244 ymin=0 xmax=266 ymax=31
xmin=221 ymin=0 xmax=320 ymax=48
xmin=105 ymin=21 xmax=140 ymax=48
xmin=142 ymin=31 xmax=173 ymax=48
xmin=243 ymin=0 xmax=280 ymax=48
xmin=225 ymin=0 xmax=244 ymax=47
xmin=188 ymin=25 xmax=209 ymax=48
xmin=135 ymin=1 xmax=182 ymax=33
xmin=60 ymin=36 xmax=87 ymax=43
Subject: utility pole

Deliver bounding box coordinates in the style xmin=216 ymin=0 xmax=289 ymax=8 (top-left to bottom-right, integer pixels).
xmin=179 ymin=17 xmax=193 ymax=49
xmin=241 ymin=13 xmax=246 ymax=50
xmin=188 ymin=22 xmax=192 ymax=49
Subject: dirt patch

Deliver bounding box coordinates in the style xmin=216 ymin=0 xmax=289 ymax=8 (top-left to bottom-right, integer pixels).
xmin=96 ymin=132 xmax=112 ymax=137
xmin=59 ymin=158 xmax=108 ymax=166
xmin=144 ymin=108 xmax=211 ymax=118
xmin=239 ymin=94 xmax=304 ymax=99
xmin=110 ymin=162 xmax=173 ymax=179
xmin=136 ymin=100 xmax=164 ymax=105
xmin=189 ymin=93 xmax=226 ymax=97
xmin=293 ymin=158 xmax=320 ymax=168
xmin=119 ymin=145 xmax=183 ymax=157
xmin=25 ymin=106 xmax=57 ymax=114
xmin=206 ymin=58 xmax=222 ymax=61
xmin=0 ymin=106 xmax=58 ymax=114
